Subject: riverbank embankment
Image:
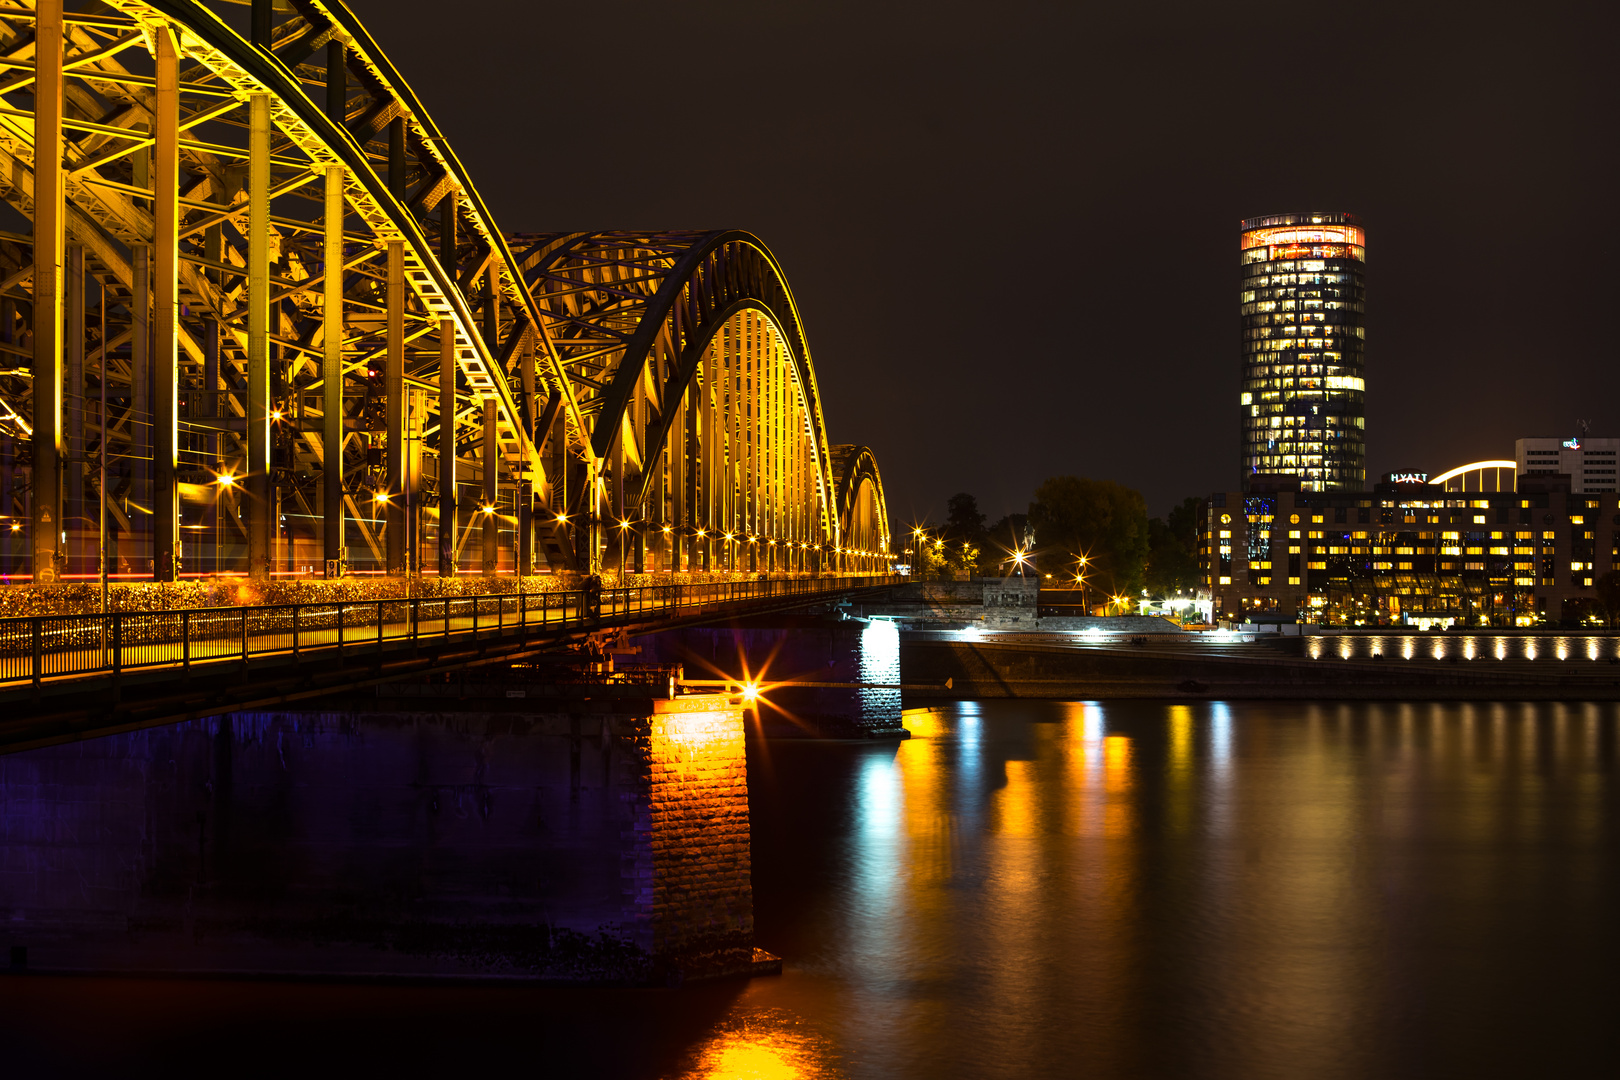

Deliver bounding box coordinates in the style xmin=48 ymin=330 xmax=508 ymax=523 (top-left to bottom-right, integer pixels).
xmin=899 ymin=632 xmax=1620 ymax=701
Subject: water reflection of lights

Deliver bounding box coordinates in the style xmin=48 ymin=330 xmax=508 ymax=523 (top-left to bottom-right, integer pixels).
xmin=1166 ymin=706 xmax=1194 ymax=834
xmin=684 ymin=1016 xmax=833 ymax=1079
xmin=1210 ymin=703 xmax=1232 ymax=768
xmin=995 ymin=759 xmax=1039 ymax=837
xmin=956 ymin=700 xmax=983 ymax=798
xmin=1080 ymin=701 xmax=1106 ymax=743
xmin=858 ymin=752 xmax=902 ymax=841
xmin=900 ymin=706 xmax=943 ymax=739
xmin=957 ymin=700 xmax=983 ymax=744
xmin=1169 ymin=705 xmax=1193 ymax=772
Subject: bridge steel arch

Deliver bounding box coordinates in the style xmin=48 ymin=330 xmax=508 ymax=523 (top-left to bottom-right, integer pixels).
xmin=512 ymin=230 xmax=891 ymax=575
xmin=0 ymin=1 xmax=885 ymax=584
xmin=829 ymin=445 xmax=890 ymax=574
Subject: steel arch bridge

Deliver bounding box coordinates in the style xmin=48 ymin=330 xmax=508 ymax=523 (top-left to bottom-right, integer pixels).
xmin=0 ymin=0 xmax=890 ymax=584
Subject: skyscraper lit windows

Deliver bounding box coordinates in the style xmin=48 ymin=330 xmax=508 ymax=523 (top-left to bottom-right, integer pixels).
xmin=1240 ymin=212 xmax=1366 ymax=492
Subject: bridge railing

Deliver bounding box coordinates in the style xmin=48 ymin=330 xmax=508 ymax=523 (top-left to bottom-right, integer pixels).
xmin=0 ymin=575 xmax=897 ymax=690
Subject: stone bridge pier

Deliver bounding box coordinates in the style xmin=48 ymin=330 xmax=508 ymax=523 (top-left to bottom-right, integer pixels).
xmin=629 ymin=614 xmax=908 ymax=739
xmin=0 ymin=669 xmax=773 ymax=984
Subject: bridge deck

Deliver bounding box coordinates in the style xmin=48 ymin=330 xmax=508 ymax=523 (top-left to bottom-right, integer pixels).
xmin=0 ymin=576 xmax=897 ymax=753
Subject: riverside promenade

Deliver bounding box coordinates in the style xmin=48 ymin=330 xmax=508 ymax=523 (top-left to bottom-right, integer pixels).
xmin=865 ymin=581 xmax=1620 ymax=701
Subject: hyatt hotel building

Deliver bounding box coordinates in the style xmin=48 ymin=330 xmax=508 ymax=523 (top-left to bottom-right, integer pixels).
xmin=1240 ymin=213 xmax=1366 ymax=491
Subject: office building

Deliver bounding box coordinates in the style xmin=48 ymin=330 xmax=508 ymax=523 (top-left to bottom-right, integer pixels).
xmin=1516 ymin=435 xmax=1619 ymax=494
xmin=1240 ymin=212 xmax=1366 ymax=491
xmin=1198 ymin=473 xmax=1616 ymax=627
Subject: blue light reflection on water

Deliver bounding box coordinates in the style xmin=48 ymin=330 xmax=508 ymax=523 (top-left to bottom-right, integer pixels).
xmin=1210 ymin=701 xmax=1233 ymax=767
xmin=849 ymin=749 xmax=904 ymax=975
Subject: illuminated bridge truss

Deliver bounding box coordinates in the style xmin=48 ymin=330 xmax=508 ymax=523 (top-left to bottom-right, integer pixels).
xmin=0 ymin=0 xmax=889 ymax=582
xmin=514 ymin=230 xmax=890 ymax=575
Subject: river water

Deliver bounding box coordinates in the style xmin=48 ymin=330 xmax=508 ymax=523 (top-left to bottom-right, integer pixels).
xmin=5 ymin=699 xmax=1619 ymax=1077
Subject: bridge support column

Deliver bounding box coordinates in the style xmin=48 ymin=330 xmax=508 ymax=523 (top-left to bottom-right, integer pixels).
xmin=2 ymin=433 xmax=13 ymax=575
xmin=131 ymin=246 xmax=149 ymax=568
xmin=438 ymin=320 xmax=456 ymax=577
xmin=517 ymin=327 xmax=534 ymax=576
xmin=323 ymin=166 xmax=346 ymax=577
xmin=64 ymin=244 xmax=83 ymax=576
xmin=671 ymin=395 xmax=686 ymax=572
xmin=482 ymin=397 xmax=497 ymax=575
xmin=517 ymin=479 xmax=532 ymax=576
xmin=152 ymin=27 xmax=180 ymax=582
xmin=32 ymin=0 xmax=63 ymax=583
xmin=246 ymin=93 xmax=272 ymax=581
xmin=385 ymin=241 xmax=406 ymax=575
xmin=611 ymin=436 xmax=625 ymax=579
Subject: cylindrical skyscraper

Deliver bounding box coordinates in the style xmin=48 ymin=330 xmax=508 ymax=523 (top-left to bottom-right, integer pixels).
xmin=1239 ymin=212 xmax=1365 ymax=491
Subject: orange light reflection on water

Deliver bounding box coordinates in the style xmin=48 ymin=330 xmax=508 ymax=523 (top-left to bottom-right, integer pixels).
xmin=683 ymin=1019 xmax=834 ymax=1079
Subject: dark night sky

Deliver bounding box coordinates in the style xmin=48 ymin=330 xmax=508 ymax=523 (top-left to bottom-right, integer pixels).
xmin=351 ymin=0 xmax=1620 ymax=524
